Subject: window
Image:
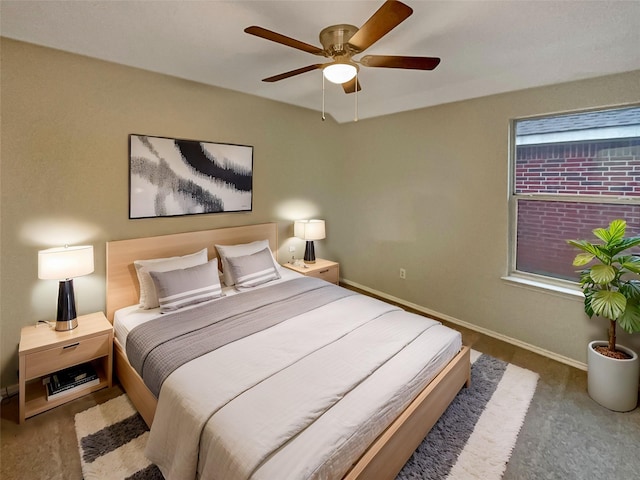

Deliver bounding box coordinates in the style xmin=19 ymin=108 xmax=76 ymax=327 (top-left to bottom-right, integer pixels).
xmin=510 ymin=105 xmax=640 ymax=284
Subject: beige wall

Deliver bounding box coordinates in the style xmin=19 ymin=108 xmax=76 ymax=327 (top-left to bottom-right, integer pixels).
xmin=329 ymin=71 xmax=640 ymax=365
xmin=2 ymin=37 xmax=640 ymax=388
xmin=0 ymin=38 xmax=343 ymax=386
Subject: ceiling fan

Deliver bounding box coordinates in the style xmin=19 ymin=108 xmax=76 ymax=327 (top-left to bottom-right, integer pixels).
xmin=244 ymin=0 xmax=441 ymax=95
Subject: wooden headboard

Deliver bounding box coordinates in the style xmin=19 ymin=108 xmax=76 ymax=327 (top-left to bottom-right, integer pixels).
xmin=105 ymin=223 xmax=278 ymax=322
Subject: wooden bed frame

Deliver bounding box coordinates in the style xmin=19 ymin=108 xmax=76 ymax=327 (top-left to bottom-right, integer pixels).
xmin=105 ymin=222 xmax=470 ymax=480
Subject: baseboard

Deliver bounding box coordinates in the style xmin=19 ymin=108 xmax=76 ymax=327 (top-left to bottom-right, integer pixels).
xmin=340 ymin=279 xmax=588 ymax=372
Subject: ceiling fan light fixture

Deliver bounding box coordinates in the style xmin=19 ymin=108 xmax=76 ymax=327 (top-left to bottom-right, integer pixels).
xmin=323 ymin=63 xmax=357 ymax=84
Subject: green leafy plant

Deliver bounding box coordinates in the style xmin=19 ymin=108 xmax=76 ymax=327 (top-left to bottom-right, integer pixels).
xmin=567 ymin=219 xmax=640 ymax=355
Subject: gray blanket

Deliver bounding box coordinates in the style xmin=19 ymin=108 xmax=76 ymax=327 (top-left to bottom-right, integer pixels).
xmin=126 ymin=277 xmax=356 ymax=396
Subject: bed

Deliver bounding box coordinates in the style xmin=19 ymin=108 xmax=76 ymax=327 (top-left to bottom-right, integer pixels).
xmin=105 ymin=222 xmax=470 ymax=480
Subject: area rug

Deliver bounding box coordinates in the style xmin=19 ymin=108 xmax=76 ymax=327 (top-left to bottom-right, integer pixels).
xmin=74 ymin=350 xmax=538 ymax=480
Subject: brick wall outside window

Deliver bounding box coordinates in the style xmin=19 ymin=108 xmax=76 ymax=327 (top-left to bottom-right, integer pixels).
xmin=515 ymin=138 xmax=640 ymax=281
xmin=516 ymin=139 xmax=640 ymax=196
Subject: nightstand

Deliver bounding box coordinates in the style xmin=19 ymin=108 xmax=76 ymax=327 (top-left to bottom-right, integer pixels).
xmin=18 ymin=311 xmax=113 ymax=423
xmin=282 ymin=258 xmax=340 ymax=285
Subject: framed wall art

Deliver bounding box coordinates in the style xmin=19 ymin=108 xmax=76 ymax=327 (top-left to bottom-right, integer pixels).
xmin=129 ymin=134 xmax=253 ymax=219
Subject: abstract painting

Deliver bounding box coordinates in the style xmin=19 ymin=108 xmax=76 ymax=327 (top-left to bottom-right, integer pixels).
xmin=129 ymin=134 xmax=253 ymax=219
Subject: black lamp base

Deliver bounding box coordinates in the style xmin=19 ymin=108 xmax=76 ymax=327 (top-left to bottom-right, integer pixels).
xmin=56 ymin=279 xmax=78 ymax=331
xmin=304 ymin=241 xmax=316 ymax=264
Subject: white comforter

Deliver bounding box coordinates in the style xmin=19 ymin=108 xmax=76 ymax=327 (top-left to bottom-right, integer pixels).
xmin=143 ymin=292 xmax=461 ymax=480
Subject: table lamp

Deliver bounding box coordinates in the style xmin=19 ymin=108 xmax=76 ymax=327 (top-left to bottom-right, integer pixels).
xmin=294 ymin=219 xmax=326 ymax=264
xmin=38 ymin=245 xmax=94 ymax=331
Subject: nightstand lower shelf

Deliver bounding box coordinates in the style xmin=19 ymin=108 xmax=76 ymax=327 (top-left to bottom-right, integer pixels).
xmin=22 ymin=360 xmax=109 ymax=420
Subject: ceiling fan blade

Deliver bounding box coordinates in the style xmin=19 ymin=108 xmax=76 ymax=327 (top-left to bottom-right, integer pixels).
xmin=342 ymin=77 xmax=362 ymax=94
xmin=262 ymin=64 xmax=324 ymax=82
xmin=245 ymin=26 xmax=325 ymax=56
xmin=347 ymin=0 xmax=413 ymax=52
xmin=360 ymin=55 xmax=441 ymax=70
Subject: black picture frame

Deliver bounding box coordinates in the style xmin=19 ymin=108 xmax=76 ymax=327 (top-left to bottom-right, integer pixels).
xmin=129 ymin=134 xmax=253 ymax=219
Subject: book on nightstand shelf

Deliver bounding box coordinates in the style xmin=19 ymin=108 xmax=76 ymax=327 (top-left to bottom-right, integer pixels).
xmin=44 ymin=362 xmax=99 ymax=401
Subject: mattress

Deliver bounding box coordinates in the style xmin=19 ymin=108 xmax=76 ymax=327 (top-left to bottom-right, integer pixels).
xmin=116 ymin=273 xmax=462 ymax=480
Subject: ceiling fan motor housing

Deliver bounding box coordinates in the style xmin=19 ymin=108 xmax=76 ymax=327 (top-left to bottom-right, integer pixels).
xmin=319 ymin=24 xmax=359 ymax=57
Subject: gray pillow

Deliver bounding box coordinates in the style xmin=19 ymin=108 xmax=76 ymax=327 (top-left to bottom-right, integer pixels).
xmin=149 ymin=259 xmax=223 ymax=313
xmin=215 ymin=239 xmax=277 ymax=286
xmin=134 ymin=248 xmax=208 ymax=309
xmin=226 ymin=247 xmax=281 ymax=289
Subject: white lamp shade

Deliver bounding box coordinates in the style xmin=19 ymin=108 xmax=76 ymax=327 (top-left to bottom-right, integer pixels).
xmin=323 ymin=63 xmax=357 ymax=84
xmin=38 ymin=245 xmax=94 ymax=280
xmin=294 ymin=220 xmax=326 ymax=241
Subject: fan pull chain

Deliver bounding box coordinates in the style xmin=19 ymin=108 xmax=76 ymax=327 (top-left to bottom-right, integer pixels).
xmin=322 ymin=74 xmax=326 ymax=121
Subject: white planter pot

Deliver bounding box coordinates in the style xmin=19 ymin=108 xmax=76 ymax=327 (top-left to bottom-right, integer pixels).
xmin=587 ymin=341 xmax=639 ymax=412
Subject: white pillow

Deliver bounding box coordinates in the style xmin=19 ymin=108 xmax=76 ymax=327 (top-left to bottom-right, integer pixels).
xmin=215 ymin=240 xmax=278 ymax=286
xmin=134 ymin=248 xmax=208 ymax=309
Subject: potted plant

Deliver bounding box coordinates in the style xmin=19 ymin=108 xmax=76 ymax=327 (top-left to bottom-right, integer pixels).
xmin=568 ymin=219 xmax=640 ymax=411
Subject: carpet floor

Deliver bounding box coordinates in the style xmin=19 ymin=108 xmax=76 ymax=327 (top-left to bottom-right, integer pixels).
xmin=74 ymin=350 xmax=538 ymax=480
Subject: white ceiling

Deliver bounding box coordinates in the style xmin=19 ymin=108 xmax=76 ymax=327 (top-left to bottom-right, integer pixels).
xmin=2 ymin=0 xmax=639 ymax=123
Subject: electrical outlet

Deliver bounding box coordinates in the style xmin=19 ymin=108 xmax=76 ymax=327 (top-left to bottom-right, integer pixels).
xmin=399 ymin=268 xmax=406 ymax=279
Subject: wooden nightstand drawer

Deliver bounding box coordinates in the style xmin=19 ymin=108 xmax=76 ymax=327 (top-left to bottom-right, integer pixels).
xmin=282 ymin=259 xmax=340 ymax=285
xmin=24 ymin=333 xmax=110 ymax=380
xmin=306 ymin=265 xmax=339 ymax=284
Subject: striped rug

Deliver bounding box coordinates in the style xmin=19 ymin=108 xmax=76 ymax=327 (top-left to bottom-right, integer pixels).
xmin=74 ymin=393 xmax=162 ymax=479
xmin=397 ymin=349 xmax=539 ymax=479
xmin=74 ymin=350 xmax=538 ymax=480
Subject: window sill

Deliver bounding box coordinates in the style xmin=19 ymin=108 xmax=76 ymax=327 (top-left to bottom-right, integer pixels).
xmin=501 ymin=275 xmax=584 ymax=300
